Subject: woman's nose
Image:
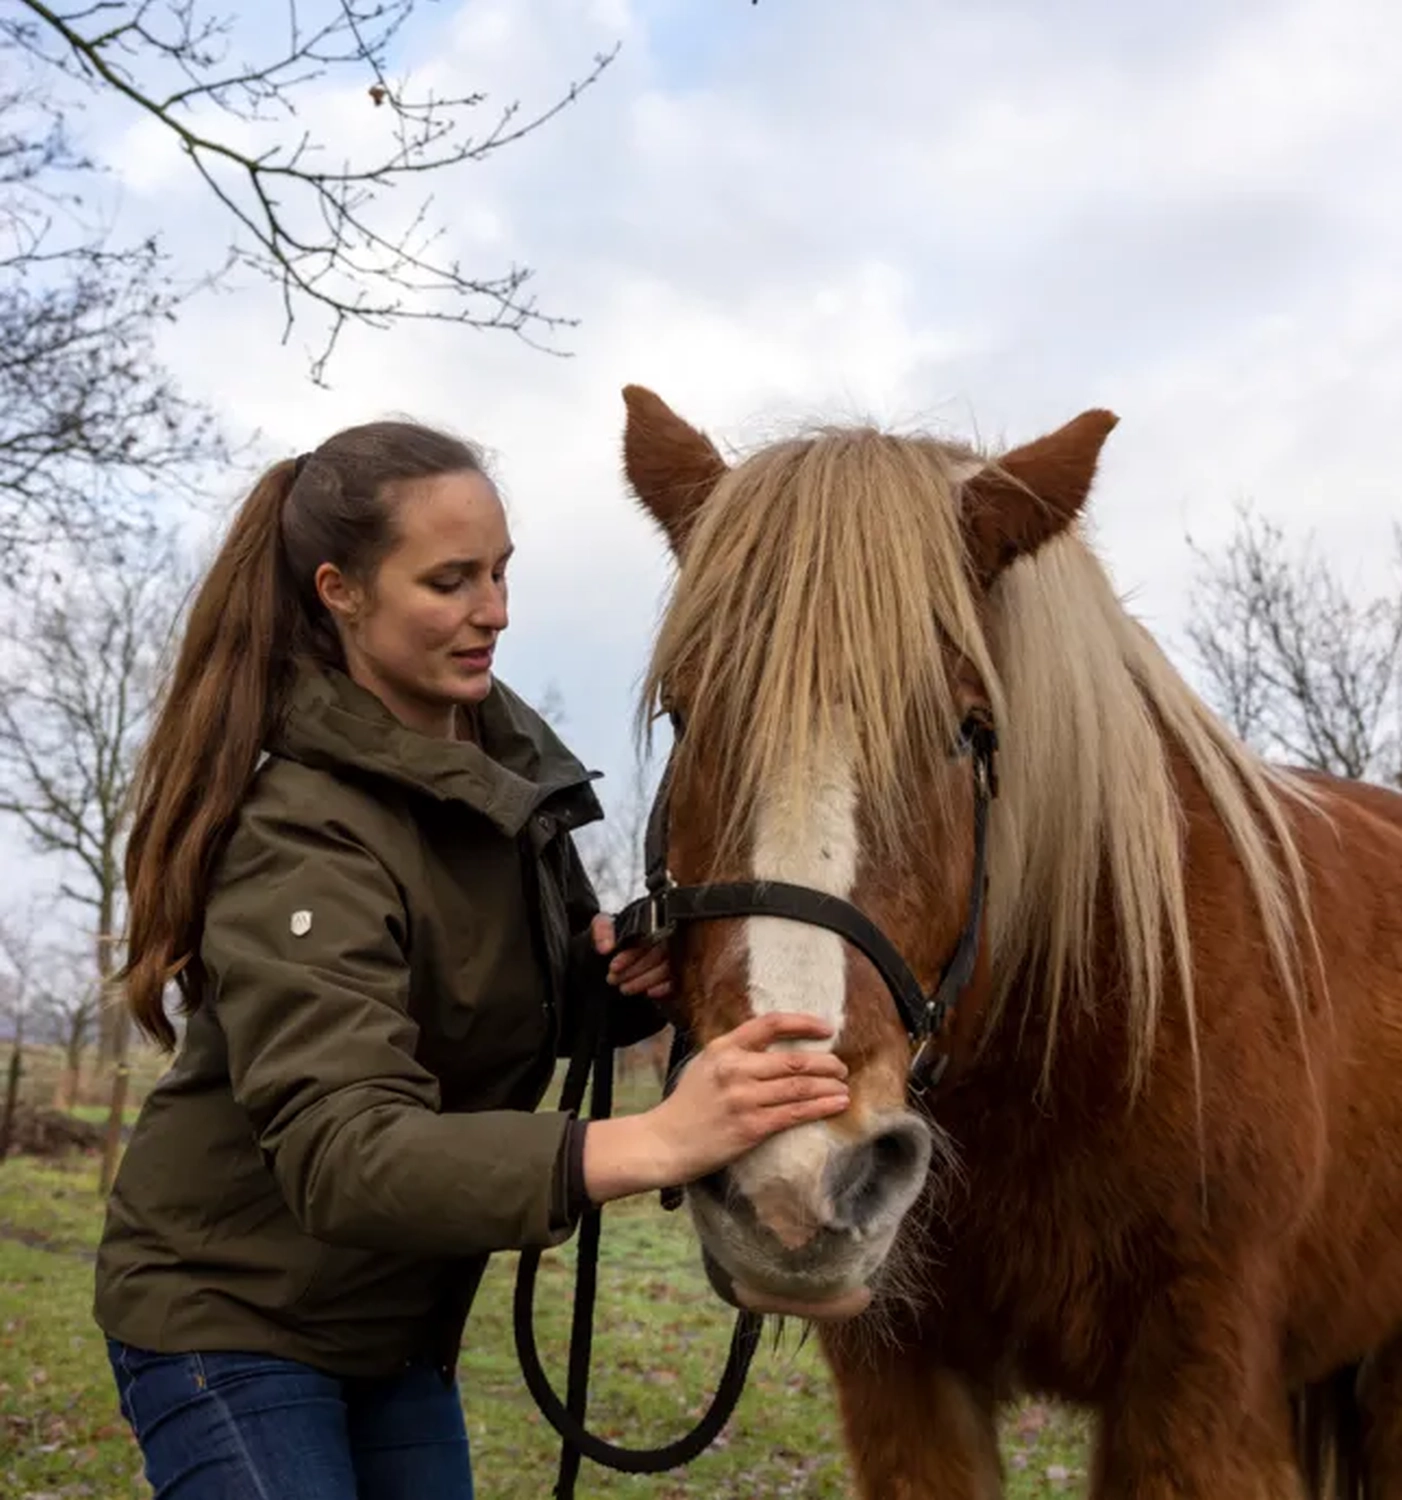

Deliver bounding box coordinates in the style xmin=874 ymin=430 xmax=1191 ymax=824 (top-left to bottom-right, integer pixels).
xmin=472 ymin=584 xmax=508 ymax=630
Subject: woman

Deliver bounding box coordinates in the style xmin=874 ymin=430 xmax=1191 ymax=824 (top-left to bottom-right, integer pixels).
xmin=94 ymin=420 xmax=851 ymax=1499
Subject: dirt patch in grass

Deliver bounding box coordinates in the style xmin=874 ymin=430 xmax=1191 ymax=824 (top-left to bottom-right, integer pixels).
xmin=0 ymin=1108 xmax=104 ymax=1161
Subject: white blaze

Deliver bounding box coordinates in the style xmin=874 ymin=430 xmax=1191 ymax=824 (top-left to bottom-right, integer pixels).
xmin=745 ymin=747 xmax=859 ymax=1047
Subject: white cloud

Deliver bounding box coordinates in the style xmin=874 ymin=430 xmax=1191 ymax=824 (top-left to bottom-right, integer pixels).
xmin=74 ymin=0 xmax=1402 ymax=819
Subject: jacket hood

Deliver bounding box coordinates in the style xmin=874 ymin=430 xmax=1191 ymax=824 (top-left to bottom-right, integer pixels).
xmin=271 ymin=663 xmax=603 ymax=837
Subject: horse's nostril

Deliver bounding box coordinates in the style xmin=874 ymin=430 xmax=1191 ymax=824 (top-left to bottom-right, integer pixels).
xmin=827 ymin=1120 xmax=931 ymax=1232
xmin=873 ymin=1127 xmax=921 ymax=1178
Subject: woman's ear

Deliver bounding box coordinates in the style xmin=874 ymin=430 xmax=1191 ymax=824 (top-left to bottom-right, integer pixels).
xmin=314 ymin=562 xmax=364 ymax=625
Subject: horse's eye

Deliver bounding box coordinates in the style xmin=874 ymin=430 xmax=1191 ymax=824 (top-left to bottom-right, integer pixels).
xmin=658 ymin=686 xmax=686 ymax=738
xmin=957 ymin=706 xmax=994 ymax=748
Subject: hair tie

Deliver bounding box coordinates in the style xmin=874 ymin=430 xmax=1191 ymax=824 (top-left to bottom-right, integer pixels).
xmin=293 ymin=452 xmax=310 ymax=478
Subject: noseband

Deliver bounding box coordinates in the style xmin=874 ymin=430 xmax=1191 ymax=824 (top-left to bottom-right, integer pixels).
xmin=614 ymin=707 xmax=1000 ymax=1098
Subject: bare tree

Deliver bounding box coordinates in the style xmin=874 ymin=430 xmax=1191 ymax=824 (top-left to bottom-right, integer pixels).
xmin=577 ymin=752 xmax=652 ymax=915
xmin=4 ymin=0 xmax=617 ymax=381
xmin=0 ymin=910 xmax=44 ymax=1158
xmin=1186 ymin=505 xmax=1402 ymax=784
xmin=0 ymin=532 xmax=184 ymax=1190
xmin=28 ymin=942 xmax=101 ymax=1110
xmin=0 ymin=69 xmax=224 ymax=564
xmin=534 ymin=678 xmax=570 ymax=735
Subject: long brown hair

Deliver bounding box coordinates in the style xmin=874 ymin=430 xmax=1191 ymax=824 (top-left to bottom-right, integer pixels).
xmin=123 ymin=420 xmax=484 ymax=1048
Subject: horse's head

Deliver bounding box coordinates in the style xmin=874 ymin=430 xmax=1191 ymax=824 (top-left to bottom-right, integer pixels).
xmin=622 ymin=384 xmax=1118 ymax=1319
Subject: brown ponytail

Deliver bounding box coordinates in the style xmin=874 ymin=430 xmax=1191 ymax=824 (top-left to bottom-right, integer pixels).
xmin=123 ymin=420 xmax=484 ymax=1048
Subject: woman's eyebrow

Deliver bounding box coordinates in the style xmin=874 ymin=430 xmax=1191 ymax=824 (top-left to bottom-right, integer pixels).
xmin=423 ymin=544 xmax=515 ymax=573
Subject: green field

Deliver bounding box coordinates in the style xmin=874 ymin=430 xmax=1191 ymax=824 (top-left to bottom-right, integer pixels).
xmin=0 ymin=1050 xmax=1090 ymax=1497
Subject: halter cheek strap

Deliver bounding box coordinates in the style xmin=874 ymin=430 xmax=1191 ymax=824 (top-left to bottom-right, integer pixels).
xmin=613 ymin=711 xmax=999 ymax=1099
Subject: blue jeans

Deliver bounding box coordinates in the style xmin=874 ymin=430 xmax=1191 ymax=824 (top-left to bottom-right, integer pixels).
xmin=107 ymin=1339 xmax=474 ymax=1499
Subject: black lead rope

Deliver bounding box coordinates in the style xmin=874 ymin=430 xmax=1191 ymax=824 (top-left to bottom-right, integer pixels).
xmin=512 ymin=990 xmax=763 ymax=1495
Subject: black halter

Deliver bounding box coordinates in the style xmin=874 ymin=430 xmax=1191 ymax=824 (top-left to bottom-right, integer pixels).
xmin=614 ymin=707 xmax=999 ymax=1097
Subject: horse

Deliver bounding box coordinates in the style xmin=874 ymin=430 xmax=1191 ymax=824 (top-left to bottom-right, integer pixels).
xmin=614 ymin=383 xmax=1402 ymax=1499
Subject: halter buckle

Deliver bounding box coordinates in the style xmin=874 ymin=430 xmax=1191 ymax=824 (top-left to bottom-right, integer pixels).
xmin=906 ymin=997 xmax=951 ymax=1097
xmin=613 ymin=889 xmax=675 ymax=951
xmin=907 ymin=1036 xmax=950 ymax=1098
xmin=638 ymin=890 xmax=674 ymax=944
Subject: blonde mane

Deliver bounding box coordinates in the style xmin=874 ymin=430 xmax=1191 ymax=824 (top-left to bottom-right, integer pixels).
xmin=642 ymin=425 xmax=1316 ymax=1088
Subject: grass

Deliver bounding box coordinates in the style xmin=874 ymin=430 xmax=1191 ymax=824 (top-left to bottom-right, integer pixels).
xmin=64 ymin=1106 xmax=140 ymax=1129
xmin=0 ymin=1055 xmax=1092 ymax=1497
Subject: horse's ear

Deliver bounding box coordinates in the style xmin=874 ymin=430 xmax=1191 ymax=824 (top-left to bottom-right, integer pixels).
xmin=622 ymin=385 xmax=729 ymax=553
xmin=961 ymin=409 xmax=1119 ymax=586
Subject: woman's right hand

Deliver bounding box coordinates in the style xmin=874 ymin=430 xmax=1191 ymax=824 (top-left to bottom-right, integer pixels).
xmin=650 ymin=1012 xmax=851 ymax=1182
xmin=581 ymin=1013 xmax=850 ymax=1205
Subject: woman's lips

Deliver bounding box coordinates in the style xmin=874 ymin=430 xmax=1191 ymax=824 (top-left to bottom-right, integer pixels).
xmin=452 ymin=648 xmax=493 ymax=670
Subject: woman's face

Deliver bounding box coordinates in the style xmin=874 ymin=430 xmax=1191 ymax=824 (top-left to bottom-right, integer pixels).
xmin=317 ymin=469 xmax=512 ymax=736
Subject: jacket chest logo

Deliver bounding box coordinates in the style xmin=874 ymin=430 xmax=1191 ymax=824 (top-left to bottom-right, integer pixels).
xmin=290 ymin=910 xmax=313 ymax=937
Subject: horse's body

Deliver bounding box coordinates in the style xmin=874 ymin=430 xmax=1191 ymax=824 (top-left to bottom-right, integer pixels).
xmin=819 ymin=761 xmax=1402 ymax=1499
xmin=617 ymin=384 xmax=1402 ymax=1498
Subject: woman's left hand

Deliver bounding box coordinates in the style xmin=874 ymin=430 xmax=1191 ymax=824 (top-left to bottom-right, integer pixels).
xmin=590 ymin=914 xmax=672 ymax=999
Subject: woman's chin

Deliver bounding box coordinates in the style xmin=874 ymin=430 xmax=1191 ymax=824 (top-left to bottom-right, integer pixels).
xmin=444 ymin=668 xmax=494 ymax=705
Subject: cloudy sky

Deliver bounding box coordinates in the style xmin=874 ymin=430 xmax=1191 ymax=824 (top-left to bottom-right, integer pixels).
xmin=37 ymin=0 xmax=1402 ymax=869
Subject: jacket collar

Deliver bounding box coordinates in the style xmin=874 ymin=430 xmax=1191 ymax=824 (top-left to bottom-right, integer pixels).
xmin=272 ymin=663 xmax=603 ymax=838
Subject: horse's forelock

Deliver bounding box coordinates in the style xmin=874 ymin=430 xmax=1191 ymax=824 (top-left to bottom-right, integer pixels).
xmin=641 ymin=421 xmax=1317 ymax=1092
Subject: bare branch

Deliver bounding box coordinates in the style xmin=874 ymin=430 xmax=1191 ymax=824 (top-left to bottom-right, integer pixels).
xmin=0 ymin=532 xmax=184 ymax=1008
xmin=1186 ymin=504 xmax=1402 ymax=784
xmin=0 ymin=70 xmax=225 ymax=563
xmin=0 ymin=908 xmax=46 ymax=1018
xmin=7 ymin=0 xmax=619 ymax=380
xmin=26 ymin=940 xmax=101 ymax=1053
xmin=577 ymin=750 xmax=657 ymax=914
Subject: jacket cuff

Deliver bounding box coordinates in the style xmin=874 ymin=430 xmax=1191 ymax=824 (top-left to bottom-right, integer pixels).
xmin=549 ymin=1117 xmax=592 ymax=1234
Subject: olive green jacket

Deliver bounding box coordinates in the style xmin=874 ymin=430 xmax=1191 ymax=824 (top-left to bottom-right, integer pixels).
xmin=94 ymin=665 xmax=660 ymax=1379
